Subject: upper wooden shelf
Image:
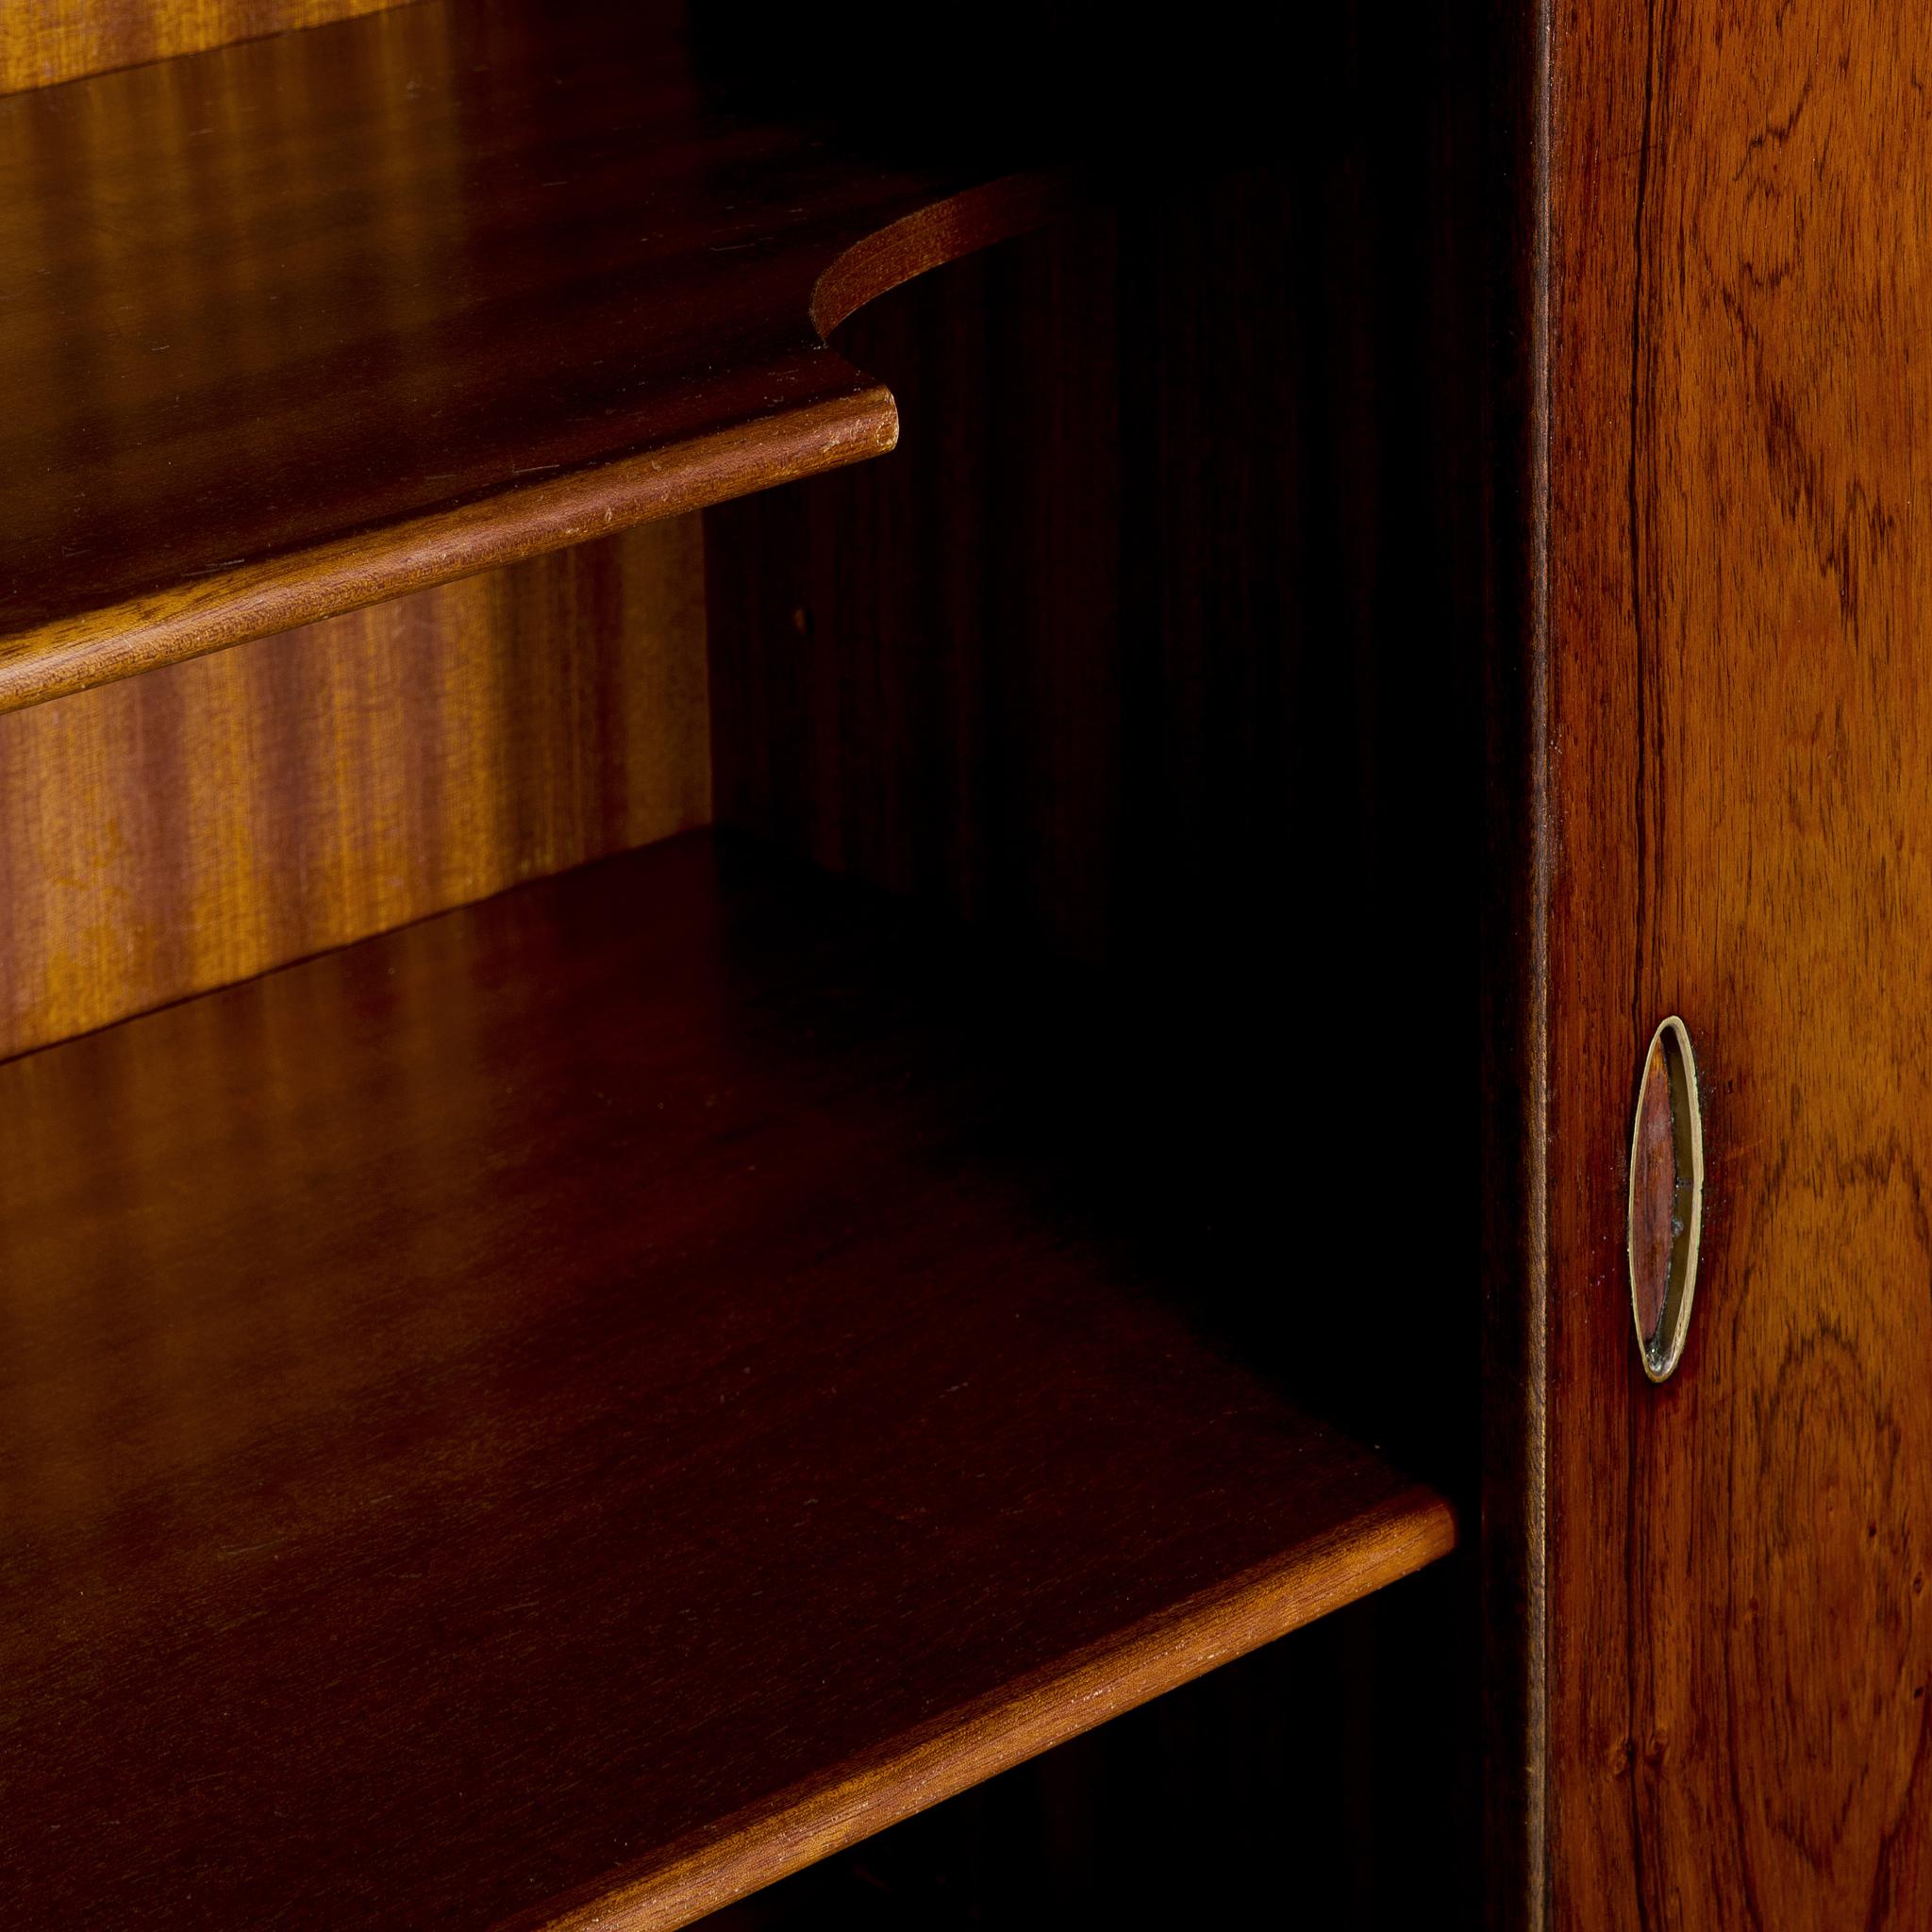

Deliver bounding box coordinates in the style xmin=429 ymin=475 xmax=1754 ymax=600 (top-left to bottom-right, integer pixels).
xmin=0 ymin=0 xmax=1072 ymax=713
xmin=0 ymin=832 xmax=1454 ymax=1930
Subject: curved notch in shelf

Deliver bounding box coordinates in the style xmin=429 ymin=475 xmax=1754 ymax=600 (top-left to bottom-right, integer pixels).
xmin=0 ymin=0 xmax=1085 ymax=714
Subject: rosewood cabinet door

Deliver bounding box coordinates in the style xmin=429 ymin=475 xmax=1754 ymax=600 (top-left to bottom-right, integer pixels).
xmin=1531 ymin=1 xmax=1932 ymax=1924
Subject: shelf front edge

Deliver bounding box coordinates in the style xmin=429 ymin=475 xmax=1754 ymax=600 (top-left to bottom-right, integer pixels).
xmin=504 ymin=1485 xmax=1458 ymax=1932
xmin=0 ymin=384 xmax=896 ymax=717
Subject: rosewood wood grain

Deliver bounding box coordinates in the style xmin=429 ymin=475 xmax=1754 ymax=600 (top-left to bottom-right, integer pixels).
xmin=0 ymin=832 xmax=1454 ymax=1931
xmin=0 ymin=0 xmax=411 ymax=95
xmin=1541 ymin=0 xmax=1932 ymax=1923
xmin=0 ymin=519 xmax=708 ymax=1062
xmin=0 ymin=0 xmax=1076 ymax=713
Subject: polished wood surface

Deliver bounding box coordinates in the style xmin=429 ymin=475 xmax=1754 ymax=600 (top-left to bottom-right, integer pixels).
xmin=0 ymin=0 xmax=1073 ymax=712
xmin=1540 ymin=1 xmax=1932 ymax=1922
xmin=0 ymin=0 xmax=412 ymax=95
xmin=695 ymin=1559 xmax=1470 ymax=1931
xmin=0 ymin=831 xmax=1454 ymax=1930
xmin=0 ymin=519 xmax=708 ymax=1062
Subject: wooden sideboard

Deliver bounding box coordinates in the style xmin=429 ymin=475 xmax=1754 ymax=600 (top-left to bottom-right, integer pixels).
xmin=1 ymin=2 xmax=1924 ymax=1925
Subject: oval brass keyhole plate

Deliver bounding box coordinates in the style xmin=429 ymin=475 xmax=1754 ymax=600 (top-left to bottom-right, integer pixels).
xmin=1627 ymin=1015 xmax=1704 ymax=1382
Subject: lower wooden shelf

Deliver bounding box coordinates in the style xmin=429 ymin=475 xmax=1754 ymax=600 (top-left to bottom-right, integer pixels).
xmin=0 ymin=832 xmax=1453 ymax=1931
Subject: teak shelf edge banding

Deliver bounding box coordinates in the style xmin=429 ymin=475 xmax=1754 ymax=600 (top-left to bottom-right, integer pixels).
xmin=5 ymin=391 xmax=894 ymax=714
xmin=510 ymin=1493 xmax=1455 ymax=1932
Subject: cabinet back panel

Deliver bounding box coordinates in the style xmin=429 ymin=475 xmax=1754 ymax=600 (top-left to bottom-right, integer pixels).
xmin=0 ymin=520 xmax=709 ymax=1061
xmin=706 ymin=165 xmax=1482 ymax=1452
xmin=0 ymin=0 xmax=419 ymax=95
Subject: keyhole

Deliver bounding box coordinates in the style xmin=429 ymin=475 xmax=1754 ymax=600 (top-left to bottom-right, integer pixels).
xmin=1627 ymin=1015 xmax=1704 ymax=1382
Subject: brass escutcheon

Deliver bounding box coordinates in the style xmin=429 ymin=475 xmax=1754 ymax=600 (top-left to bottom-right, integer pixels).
xmin=1627 ymin=1015 xmax=1704 ymax=1382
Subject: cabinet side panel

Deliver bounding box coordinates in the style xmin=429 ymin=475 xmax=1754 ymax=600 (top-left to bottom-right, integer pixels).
xmin=0 ymin=0 xmax=417 ymax=95
xmin=0 ymin=519 xmax=710 ymax=1061
xmin=1548 ymin=1 xmax=1932 ymax=1923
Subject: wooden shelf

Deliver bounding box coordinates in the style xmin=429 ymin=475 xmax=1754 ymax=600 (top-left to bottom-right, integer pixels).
xmin=0 ymin=0 xmax=1072 ymax=713
xmin=0 ymin=833 xmax=1454 ymax=1931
